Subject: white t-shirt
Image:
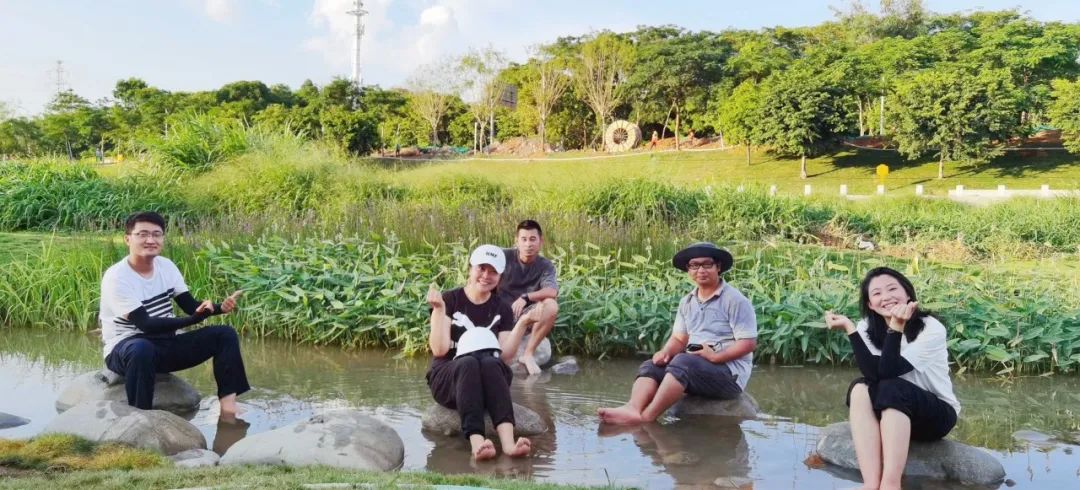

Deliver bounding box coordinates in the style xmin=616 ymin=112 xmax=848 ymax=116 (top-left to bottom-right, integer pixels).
xmin=99 ymin=256 xmax=189 ymax=358
xmin=857 ymin=316 xmax=961 ymax=414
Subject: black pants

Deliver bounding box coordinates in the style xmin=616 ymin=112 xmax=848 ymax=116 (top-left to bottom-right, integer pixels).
xmin=637 ymin=353 xmax=743 ymax=400
xmin=105 ymin=326 xmax=251 ymax=410
xmin=427 ymin=351 xmax=515 ymax=438
xmin=846 ymin=377 xmax=957 ymax=441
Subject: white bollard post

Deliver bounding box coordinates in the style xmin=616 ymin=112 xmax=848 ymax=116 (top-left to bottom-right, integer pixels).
xmin=1041 ymin=184 xmax=1050 ymax=196
xmin=804 ymin=184 xmax=812 ymax=196
xmin=955 ymin=184 xmax=964 ymax=196
xmin=877 ymin=184 xmax=885 ymax=195
xmin=769 ymin=184 xmax=777 ymax=196
xmin=839 ymin=184 xmax=848 ymax=196
xmin=915 ymin=184 xmax=924 ymax=196
xmin=736 ymin=185 xmax=744 ymax=192
xmin=997 ymin=184 xmax=1007 ymax=196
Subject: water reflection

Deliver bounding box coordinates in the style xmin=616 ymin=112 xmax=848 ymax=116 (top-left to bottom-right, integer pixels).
xmin=3 ymin=327 xmax=1080 ymax=489
xmin=599 ymin=419 xmax=750 ymax=487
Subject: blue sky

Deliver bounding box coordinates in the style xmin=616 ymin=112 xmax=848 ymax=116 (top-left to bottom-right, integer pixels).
xmin=2 ymin=1 xmax=1079 ymax=116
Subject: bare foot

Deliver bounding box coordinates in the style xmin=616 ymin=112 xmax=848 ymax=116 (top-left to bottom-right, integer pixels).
xmin=598 ymin=405 xmax=643 ymax=425
xmin=471 ymin=438 xmax=497 ymax=461
xmin=520 ymin=354 xmax=542 ymax=375
xmin=504 ymin=437 xmax=532 ymax=457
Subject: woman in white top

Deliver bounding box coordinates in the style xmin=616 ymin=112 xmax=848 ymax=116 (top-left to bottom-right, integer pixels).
xmin=824 ymin=267 xmax=960 ymax=490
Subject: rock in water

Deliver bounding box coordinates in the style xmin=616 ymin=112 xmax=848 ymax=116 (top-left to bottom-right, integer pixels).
xmin=220 ymin=410 xmax=404 ymax=471
xmin=670 ymin=393 xmax=759 ymax=419
xmin=422 ymin=402 xmax=547 ymax=437
xmin=56 ymin=370 xmax=200 ymax=414
xmin=0 ymin=412 xmax=30 ymax=429
xmin=44 ymin=400 xmax=205 ymax=455
xmin=550 ymin=356 xmax=580 ymax=375
xmin=816 ymin=422 xmax=1006 ymax=485
xmin=169 ymin=448 xmax=220 ymax=468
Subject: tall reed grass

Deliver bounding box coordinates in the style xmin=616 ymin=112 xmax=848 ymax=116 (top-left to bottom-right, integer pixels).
xmin=4 ymin=232 xmax=1076 ymax=374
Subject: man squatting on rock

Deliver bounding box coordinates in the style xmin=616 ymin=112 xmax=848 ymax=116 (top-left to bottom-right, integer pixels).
xmin=99 ymin=211 xmax=250 ymax=420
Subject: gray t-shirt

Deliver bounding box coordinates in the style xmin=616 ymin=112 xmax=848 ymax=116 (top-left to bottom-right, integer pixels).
xmin=498 ymin=248 xmax=559 ymax=305
xmin=672 ymin=282 xmax=758 ymax=390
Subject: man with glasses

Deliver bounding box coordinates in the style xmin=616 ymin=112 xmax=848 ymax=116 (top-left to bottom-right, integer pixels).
xmin=599 ymin=242 xmax=757 ymax=425
xmin=99 ymin=211 xmax=249 ymax=419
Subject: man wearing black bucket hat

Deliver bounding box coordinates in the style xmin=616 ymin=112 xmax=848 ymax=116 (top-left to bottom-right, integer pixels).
xmin=599 ymin=242 xmax=757 ymax=425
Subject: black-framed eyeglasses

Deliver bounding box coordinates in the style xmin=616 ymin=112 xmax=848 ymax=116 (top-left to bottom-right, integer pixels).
xmin=687 ymin=262 xmax=717 ymax=271
xmin=129 ymin=231 xmax=165 ymax=239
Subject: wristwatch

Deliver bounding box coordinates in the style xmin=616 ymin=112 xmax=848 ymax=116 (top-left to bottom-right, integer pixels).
xmin=520 ymin=293 xmax=532 ymax=305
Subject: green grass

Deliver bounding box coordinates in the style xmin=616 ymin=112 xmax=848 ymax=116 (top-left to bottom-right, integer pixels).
xmin=0 ymin=434 xmax=166 ymax=472
xmin=0 ymin=463 xmax=609 ymax=490
xmin=373 ymin=146 xmax=1080 ymax=196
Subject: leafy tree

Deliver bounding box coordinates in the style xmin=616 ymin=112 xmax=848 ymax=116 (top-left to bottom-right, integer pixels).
xmin=406 ymin=61 xmax=459 ymax=145
xmin=626 ymin=28 xmax=729 ymax=149
xmin=891 ymin=66 xmax=1021 ymax=178
xmin=522 ymin=46 xmax=571 ymax=151
xmin=1048 ymin=79 xmax=1080 ymax=154
xmin=717 ymin=81 xmax=764 ymax=164
xmin=572 ymin=32 xmax=635 ymax=148
xmin=458 ymin=48 xmax=509 ymax=151
xmin=757 ymin=63 xmax=852 ymax=178
xmin=0 ymin=118 xmax=44 ymax=156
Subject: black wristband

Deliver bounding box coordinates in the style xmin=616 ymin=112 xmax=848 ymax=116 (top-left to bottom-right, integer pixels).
xmin=520 ymin=293 xmax=532 ymax=305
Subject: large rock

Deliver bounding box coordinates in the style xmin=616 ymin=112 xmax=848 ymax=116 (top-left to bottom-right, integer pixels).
xmin=816 ymin=422 xmax=1006 ymax=486
xmin=514 ymin=334 xmax=551 ymax=367
xmin=44 ymin=400 xmax=205 ymax=455
xmin=169 ymin=448 xmax=220 ymax=468
xmin=550 ymin=356 xmax=580 ymax=375
xmin=670 ymin=393 xmax=760 ymax=419
xmin=0 ymin=411 xmax=30 ymax=429
xmin=221 ymin=410 xmax=403 ymax=471
xmin=422 ymin=402 xmax=547 ymax=437
xmin=56 ymin=370 xmax=201 ymax=414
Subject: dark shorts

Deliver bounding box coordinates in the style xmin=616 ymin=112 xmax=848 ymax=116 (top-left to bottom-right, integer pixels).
xmin=846 ymin=377 xmax=957 ymax=441
xmin=637 ymin=353 xmax=742 ymax=400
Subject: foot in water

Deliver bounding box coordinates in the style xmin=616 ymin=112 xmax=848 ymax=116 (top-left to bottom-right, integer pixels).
xmin=520 ymin=354 xmax=542 ymax=375
xmin=472 ymin=438 xmax=497 ymax=461
xmin=504 ymin=437 xmax=532 ymax=457
xmin=597 ymin=405 xmax=644 ymax=425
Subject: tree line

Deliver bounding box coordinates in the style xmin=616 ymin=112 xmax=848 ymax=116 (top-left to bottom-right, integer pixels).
xmin=4 ymin=1 xmax=1080 ymax=178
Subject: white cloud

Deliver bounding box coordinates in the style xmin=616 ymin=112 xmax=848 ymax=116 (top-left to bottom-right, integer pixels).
xmin=204 ymin=0 xmax=236 ymax=22
xmin=303 ymin=0 xmax=578 ymax=88
xmin=419 ymin=5 xmax=451 ymax=26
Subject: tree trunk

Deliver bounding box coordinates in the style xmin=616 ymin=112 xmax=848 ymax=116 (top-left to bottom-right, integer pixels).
xmin=539 ymin=115 xmax=547 ymax=153
xmin=745 ymin=143 xmax=751 ymax=165
xmin=489 ymin=112 xmax=495 ymax=149
xmin=938 ymin=152 xmax=945 ymax=179
xmin=674 ymin=104 xmax=681 ymax=151
xmin=800 ymin=154 xmax=807 ymax=179
xmin=718 ymin=129 xmax=725 ymax=149
xmin=879 ymin=95 xmax=885 ymax=135
xmin=857 ymin=97 xmax=865 ymax=137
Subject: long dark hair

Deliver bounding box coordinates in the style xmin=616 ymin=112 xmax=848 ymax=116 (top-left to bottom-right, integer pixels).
xmin=859 ymin=267 xmax=929 ymax=349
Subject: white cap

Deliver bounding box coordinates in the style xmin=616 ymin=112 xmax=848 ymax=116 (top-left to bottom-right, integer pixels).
xmin=469 ymin=244 xmax=506 ymax=274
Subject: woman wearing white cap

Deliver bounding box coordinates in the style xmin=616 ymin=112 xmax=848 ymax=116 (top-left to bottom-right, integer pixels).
xmin=425 ymin=244 xmax=544 ymax=460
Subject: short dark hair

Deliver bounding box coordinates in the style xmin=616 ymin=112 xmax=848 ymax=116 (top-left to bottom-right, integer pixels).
xmin=859 ymin=267 xmax=929 ymax=349
xmin=516 ymin=219 xmax=542 ymax=237
xmin=125 ymin=212 xmax=166 ymax=234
